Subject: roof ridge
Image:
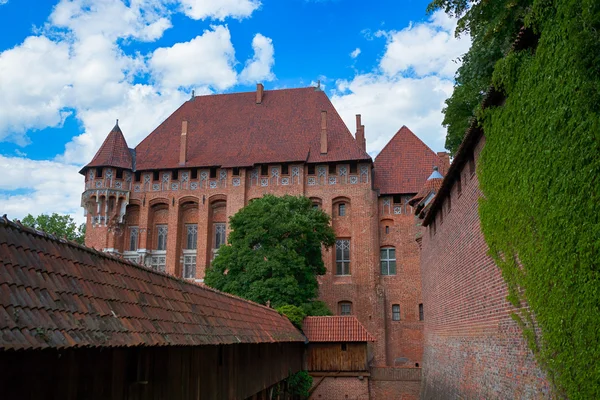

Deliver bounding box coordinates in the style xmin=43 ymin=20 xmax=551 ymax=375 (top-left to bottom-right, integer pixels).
xmin=0 ymin=215 xmax=283 ymax=317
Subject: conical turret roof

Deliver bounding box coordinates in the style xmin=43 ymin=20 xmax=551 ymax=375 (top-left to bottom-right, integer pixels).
xmin=409 ymin=167 xmax=444 ymax=207
xmin=81 ymin=121 xmax=133 ymax=173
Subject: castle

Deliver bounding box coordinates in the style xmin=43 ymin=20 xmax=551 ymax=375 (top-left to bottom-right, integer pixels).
xmin=81 ymin=84 xmax=448 ymax=371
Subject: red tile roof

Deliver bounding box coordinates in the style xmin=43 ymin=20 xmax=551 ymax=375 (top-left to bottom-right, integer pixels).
xmin=134 ymin=87 xmax=371 ymax=170
xmin=374 ymin=126 xmax=448 ymax=195
xmin=303 ymin=316 xmax=375 ymax=342
xmin=82 ymin=123 xmax=133 ymax=172
xmin=0 ymin=216 xmax=304 ymax=351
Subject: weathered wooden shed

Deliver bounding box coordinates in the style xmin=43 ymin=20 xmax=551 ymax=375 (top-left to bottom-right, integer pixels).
xmin=303 ymin=316 xmax=375 ymax=372
xmin=0 ymin=216 xmax=304 ymax=400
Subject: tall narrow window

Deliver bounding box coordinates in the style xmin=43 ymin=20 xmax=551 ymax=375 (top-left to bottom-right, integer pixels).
xmin=335 ymin=239 xmax=351 ymax=275
xmin=338 ymin=203 xmax=346 ymax=217
xmin=339 ymin=301 xmax=352 ymax=315
xmin=129 ymin=227 xmax=139 ymax=251
xmin=213 ymin=223 xmax=226 ymax=258
xmin=392 ymin=304 xmax=401 ymax=321
xmin=156 ymin=225 xmax=168 ymax=250
xmin=381 ymin=247 xmax=396 ymax=275
xmin=183 ymin=255 xmax=196 ymax=279
xmin=186 ymin=224 xmax=198 ymax=250
xmin=419 ymin=303 xmax=424 ymax=321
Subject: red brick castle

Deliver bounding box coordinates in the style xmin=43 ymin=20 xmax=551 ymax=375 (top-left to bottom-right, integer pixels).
xmin=80 ymin=84 xmax=449 ymax=372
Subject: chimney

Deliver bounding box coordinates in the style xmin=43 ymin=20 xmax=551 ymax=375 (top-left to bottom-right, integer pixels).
xmin=179 ymin=120 xmax=188 ymax=165
xmin=356 ymin=114 xmax=366 ymax=152
xmin=321 ymin=110 xmax=328 ymax=154
xmin=437 ymin=151 xmax=450 ymax=172
xmin=256 ymin=83 xmax=264 ymax=104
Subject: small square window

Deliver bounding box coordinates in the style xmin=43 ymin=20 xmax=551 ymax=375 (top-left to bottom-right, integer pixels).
xmin=338 ymin=203 xmax=346 ymax=217
xmin=329 ymin=164 xmax=336 ymax=174
xmin=339 ymin=302 xmax=352 ymax=315
xmin=172 ymin=170 xmax=178 ymax=180
xmin=153 ymin=171 xmax=159 ymax=181
xmin=282 ymin=164 xmax=289 ymax=175
xmin=191 ymin=169 xmax=198 ymax=180
xmin=261 ymin=164 xmax=268 ymax=176
xmin=210 ymin=167 xmax=217 ymax=179
xmin=393 ymin=194 xmax=402 ymax=204
xmin=308 ymin=165 xmax=315 ymax=175
xmin=116 ymin=169 xmax=123 ymax=179
xmin=96 ymin=168 xmax=103 ymax=178
xmin=232 ymin=167 xmax=240 ymax=176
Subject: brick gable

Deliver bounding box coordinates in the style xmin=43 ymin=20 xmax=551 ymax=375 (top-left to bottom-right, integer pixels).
xmin=374 ymin=126 xmax=447 ymax=195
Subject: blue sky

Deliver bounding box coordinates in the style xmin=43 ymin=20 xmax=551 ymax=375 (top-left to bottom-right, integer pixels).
xmin=0 ymin=0 xmax=470 ymax=222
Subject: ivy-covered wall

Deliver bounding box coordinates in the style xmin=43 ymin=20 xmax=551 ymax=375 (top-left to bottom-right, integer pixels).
xmin=478 ymin=0 xmax=600 ymax=398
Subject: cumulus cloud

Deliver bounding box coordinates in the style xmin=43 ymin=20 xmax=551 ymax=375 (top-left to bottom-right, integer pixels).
xmin=0 ymin=155 xmax=84 ymax=223
xmin=350 ymin=48 xmax=361 ymax=58
xmin=0 ymin=0 xmax=274 ymax=220
xmin=179 ymin=0 xmax=261 ymax=20
xmin=332 ymin=10 xmax=471 ymax=154
xmin=150 ymin=26 xmax=238 ymax=90
xmin=378 ymin=11 xmax=470 ymax=78
xmin=239 ymin=33 xmax=275 ymax=84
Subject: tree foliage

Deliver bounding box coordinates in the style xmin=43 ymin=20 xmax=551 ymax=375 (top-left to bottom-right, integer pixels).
xmin=428 ymin=0 xmax=532 ymax=154
xmin=20 ymin=213 xmax=85 ymax=245
xmin=204 ymin=195 xmax=335 ymax=308
xmin=276 ymin=305 xmax=306 ymax=329
xmin=435 ymin=0 xmax=600 ymax=397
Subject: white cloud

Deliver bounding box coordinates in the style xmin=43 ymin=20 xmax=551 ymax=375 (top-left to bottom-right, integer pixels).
xmin=239 ymin=33 xmax=275 ymax=84
xmin=0 ymin=0 xmax=8 ymax=5
xmin=0 ymin=0 xmax=273 ymax=221
xmin=49 ymin=0 xmax=173 ymax=42
xmin=0 ymin=155 xmax=84 ymax=224
xmin=179 ymin=0 xmax=261 ymax=20
xmin=150 ymin=26 xmax=238 ymax=90
xmin=0 ymin=36 xmax=72 ymax=144
xmin=331 ymin=10 xmax=471 ymax=153
xmin=350 ymin=48 xmax=361 ymax=58
xmin=378 ymin=11 xmax=470 ymax=78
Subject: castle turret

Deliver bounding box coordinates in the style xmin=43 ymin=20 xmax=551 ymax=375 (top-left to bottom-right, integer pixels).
xmin=80 ymin=120 xmax=133 ymax=253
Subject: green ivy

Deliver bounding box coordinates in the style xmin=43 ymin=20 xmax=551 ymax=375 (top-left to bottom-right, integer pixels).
xmin=478 ymin=0 xmax=600 ymax=398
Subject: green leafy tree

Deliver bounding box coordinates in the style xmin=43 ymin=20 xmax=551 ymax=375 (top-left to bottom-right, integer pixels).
xmin=205 ymin=195 xmax=335 ymax=308
xmin=427 ymin=0 xmax=532 ymax=154
xmin=300 ymin=300 xmax=333 ymax=317
xmin=276 ymin=305 xmax=306 ymax=329
xmin=20 ymin=213 xmax=85 ymax=245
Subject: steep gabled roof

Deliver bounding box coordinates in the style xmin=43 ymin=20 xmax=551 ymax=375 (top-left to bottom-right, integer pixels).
xmin=303 ymin=316 xmax=375 ymax=342
xmin=0 ymin=216 xmax=303 ymax=351
xmin=81 ymin=122 xmax=133 ymax=173
xmin=374 ymin=126 xmax=448 ymax=195
xmin=134 ymin=87 xmax=371 ymax=170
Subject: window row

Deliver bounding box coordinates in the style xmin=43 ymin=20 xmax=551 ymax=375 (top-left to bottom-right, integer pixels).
xmin=337 ymin=301 xmax=424 ymax=321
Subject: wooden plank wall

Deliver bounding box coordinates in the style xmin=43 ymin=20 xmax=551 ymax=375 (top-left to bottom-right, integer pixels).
xmin=0 ymin=342 xmax=303 ymax=400
xmin=305 ymin=343 xmax=367 ymax=372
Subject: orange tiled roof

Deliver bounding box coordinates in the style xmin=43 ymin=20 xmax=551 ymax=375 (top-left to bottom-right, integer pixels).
xmin=0 ymin=216 xmax=304 ymax=351
xmin=303 ymin=316 xmax=375 ymax=342
xmin=83 ymin=123 xmax=133 ymax=171
xmin=374 ymin=126 xmax=448 ymax=195
xmin=133 ymin=87 xmax=371 ymax=170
